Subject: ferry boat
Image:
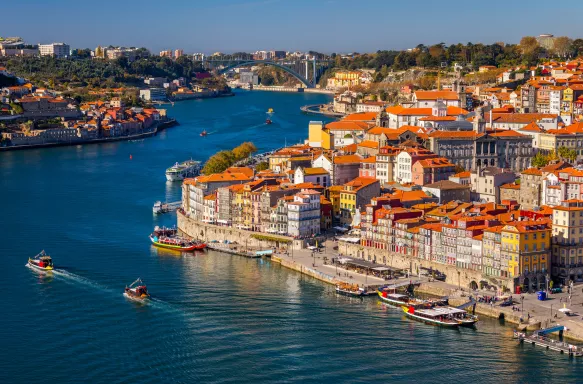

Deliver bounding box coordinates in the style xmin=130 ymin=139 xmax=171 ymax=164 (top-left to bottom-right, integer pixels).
xmin=124 ymin=278 xmax=150 ymax=301
xmin=165 ymin=160 xmax=201 ymax=182
xmin=28 ymin=250 xmax=54 ymax=271
xmin=336 ymin=283 xmax=366 ymax=297
xmin=377 ymin=286 xmax=426 ymax=307
xmin=149 ymin=226 xmax=207 ymax=251
xmin=402 ymin=306 xmax=474 ymax=328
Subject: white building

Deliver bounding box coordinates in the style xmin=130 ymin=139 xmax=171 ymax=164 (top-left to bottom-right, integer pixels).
xmin=139 ymin=88 xmax=166 ymax=102
xmin=287 ymin=190 xmax=321 ymax=237
xmin=203 ymin=195 xmax=217 ymax=223
xmin=294 ymin=167 xmax=330 ymax=187
xmin=39 ymin=43 xmax=70 ymax=58
xmin=549 ymin=87 xmax=564 ymax=116
xmin=396 ymin=151 xmax=414 ymax=183
xmin=356 ymin=101 xmax=384 ymax=113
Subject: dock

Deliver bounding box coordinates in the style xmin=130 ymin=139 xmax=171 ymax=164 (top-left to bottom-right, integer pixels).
xmin=516 ymin=325 xmax=583 ymax=357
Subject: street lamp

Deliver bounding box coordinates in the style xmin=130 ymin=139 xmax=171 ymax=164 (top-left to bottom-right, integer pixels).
xmin=457 ymin=270 xmax=461 ymax=290
xmin=521 ymin=295 xmax=524 ymax=315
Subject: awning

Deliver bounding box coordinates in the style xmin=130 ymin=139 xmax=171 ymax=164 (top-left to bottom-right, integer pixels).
xmin=334 ymin=226 xmax=349 ymax=232
xmin=372 ymin=267 xmax=390 ymax=272
xmin=217 ymin=219 xmax=229 ymax=224
xmin=337 ymin=237 xmax=360 ymax=243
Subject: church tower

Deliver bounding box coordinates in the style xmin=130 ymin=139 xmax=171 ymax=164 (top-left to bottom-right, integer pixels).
xmin=376 ymin=108 xmax=388 ymax=127
xmin=473 ymin=106 xmax=486 ymax=134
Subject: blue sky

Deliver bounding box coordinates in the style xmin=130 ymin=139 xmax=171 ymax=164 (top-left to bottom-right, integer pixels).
xmin=3 ymin=0 xmax=582 ymax=53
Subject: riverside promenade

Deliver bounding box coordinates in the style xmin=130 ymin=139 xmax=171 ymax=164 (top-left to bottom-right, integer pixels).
xmin=179 ymin=213 xmax=583 ymax=341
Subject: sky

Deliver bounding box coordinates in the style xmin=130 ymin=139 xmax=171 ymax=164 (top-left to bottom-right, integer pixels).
xmin=3 ymin=0 xmax=583 ymax=54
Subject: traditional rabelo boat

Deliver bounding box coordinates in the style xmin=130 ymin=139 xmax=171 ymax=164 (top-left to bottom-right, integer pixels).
xmin=28 ymin=250 xmax=54 ymax=271
xmin=377 ymin=286 xmax=426 ymax=307
xmin=149 ymin=227 xmax=207 ymax=251
xmin=336 ymin=283 xmax=366 ymax=297
xmin=124 ymin=278 xmax=150 ymax=301
xmin=402 ymin=305 xmax=477 ymax=328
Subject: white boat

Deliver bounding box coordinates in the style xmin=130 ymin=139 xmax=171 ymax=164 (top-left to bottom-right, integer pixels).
xmin=153 ymin=201 xmax=162 ymax=214
xmin=402 ymin=306 xmax=477 ymax=328
xmin=165 ymin=160 xmax=201 ymax=182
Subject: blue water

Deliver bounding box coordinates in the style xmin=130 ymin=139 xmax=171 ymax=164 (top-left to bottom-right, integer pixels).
xmin=1 ymin=90 xmax=581 ymax=383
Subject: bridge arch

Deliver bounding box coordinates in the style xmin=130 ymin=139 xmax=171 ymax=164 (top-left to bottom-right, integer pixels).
xmin=217 ymin=60 xmax=314 ymax=88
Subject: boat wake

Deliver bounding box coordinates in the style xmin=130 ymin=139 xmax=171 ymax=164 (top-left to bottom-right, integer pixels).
xmin=51 ymin=269 xmax=114 ymax=293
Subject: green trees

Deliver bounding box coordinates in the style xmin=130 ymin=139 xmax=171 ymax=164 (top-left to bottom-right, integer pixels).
xmin=255 ymin=161 xmax=269 ymax=171
xmin=531 ymin=152 xmax=550 ymax=167
xmin=202 ymin=142 xmax=257 ymax=175
xmin=558 ymin=146 xmax=577 ymax=162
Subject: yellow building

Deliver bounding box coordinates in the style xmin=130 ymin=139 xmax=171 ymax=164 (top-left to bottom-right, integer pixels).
xmin=308 ymin=121 xmax=334 ymax=149
xmin=327 ymin=185 xmax=343 ymax=220
xmin=339 ymin=177 xmax=380 ymax=225
xmin=327 ymin=71 xmax=362 ymax=89
xmin=501 ymin=221 xmax=551 ymax=291
xmin=563 ymin=87 xmax=574 ymax=114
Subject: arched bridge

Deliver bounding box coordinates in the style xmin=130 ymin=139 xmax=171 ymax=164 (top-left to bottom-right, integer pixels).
xmin=202 ymin=57 xmax=330 ymax=88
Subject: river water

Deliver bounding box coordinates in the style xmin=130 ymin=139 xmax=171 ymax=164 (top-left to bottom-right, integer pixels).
xmin=1 ymin=90 xmax=581 ymax=383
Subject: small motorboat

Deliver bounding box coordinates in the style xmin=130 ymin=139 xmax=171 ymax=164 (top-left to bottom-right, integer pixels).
xmin=200 ymin=130 xmax=208 ymax=137
xmin=153 ymin=201 xmax=162 ymax=214
xmin=124 ymin=278 xmax=150 ymax=301
xmin=267 ymin=108 xmax=274 ymax=113
xmin=28 ymin=250 xmax=54 ymax=271
xmin=266 ymin=119 xmax=272 ymax=125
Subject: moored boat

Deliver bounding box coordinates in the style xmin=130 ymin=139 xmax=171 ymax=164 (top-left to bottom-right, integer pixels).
xmin=28 ymin=250 xmax=54 ymax=271
xmin=336 ymin=283 xmax=365 ymax=297
xmin=149 ymin=226 xmax=207 ymax=251
xmin=124 ymin=278 xmax=150 ymax=301
xmin=153 ymin=201 xmax=162 ymax=214
xmin=165 ymin=160 xmax=201 ymax=182
xmin=377 ymin=286 xmax=425 ymax=307
xmin=402 ymin=305 xmax=473 ymax=328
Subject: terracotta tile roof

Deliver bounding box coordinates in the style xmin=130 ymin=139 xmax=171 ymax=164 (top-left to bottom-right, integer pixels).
xmin=301 ymin=167 xmax=329 ymax=176
xmin=491 ymin=113 xmax=557 ymax=124
xmin=343 ymin=112 xmax=377 ymax=121
xmin=325 ymin=121 xmax=371 ymax=131
xmin=386 ymin=106 xmax=468 ymax=116
xmin=521 ymin=168 xmax=543 ymax=176
xmin=414 ymin=90 xmax=459 ymax=101
xmin=416 ymin=157 xmax=455 ymax=169
xmin=519 ymin=121 xmax=544 ymax=133
xmin=358 ymin=140 xmax=379 ymax=149
xmin=334 ymin=154 xmax=362 ymax=164
xmin=343 ymin=176 xmax=379 ymax=192
xmin=225 ymin=167 xmax=254 ymax=178
xmin=429 ymin=131 xmax=485 ymax=139
xmin=452 ymin=171 xmax=470 ymax=178
xmin=500 ymin=183 xmax=520 ymax=190
xmin=361 ymin=156 xmax=376 ymax=163
xmin=423 ymin=180 xmax=468 ymax=189
xmin=488 ymin=129 xmax=526 ymax=138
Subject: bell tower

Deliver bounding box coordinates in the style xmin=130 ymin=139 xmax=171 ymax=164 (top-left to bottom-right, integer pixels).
xmin=473 ymin=106 xmax=486 ymax=134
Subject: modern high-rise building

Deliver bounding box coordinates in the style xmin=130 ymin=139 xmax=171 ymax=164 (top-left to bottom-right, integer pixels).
xmin=160 ymin=50 xmax=172 ymax=58
xmin=39 ymin=43 xmax=70 ymax=58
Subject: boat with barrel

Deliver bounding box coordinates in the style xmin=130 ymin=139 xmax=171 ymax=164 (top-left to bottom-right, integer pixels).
xmin=165 ymin=160 xmax=201 ymax=181
xmin=149 ymin=226 xmax=207 ymax=251
xmin=124 ymin=278 xmax=150 ymax=301
xmin=401 ymin=305 xmax=477 ymax=328
xmin=377 ymin=285 xmax=427 ymax=307
xmin=28 ymin=250 xmax=54 ymax=271
xmin=336 ymin=283 xmax=366 ymax=297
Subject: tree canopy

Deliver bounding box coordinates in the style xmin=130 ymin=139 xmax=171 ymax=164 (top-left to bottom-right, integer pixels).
xmin=202 ymin=142 xmax=257 ymax=175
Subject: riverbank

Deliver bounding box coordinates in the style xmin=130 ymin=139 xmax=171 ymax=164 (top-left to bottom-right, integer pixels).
xmin=0 ymin=118 xmax=178 ymax=152
xmin=179 ymin=214 xmax=583 ymax=342
xmin=300 ymin=104 xmax=345 ymax=118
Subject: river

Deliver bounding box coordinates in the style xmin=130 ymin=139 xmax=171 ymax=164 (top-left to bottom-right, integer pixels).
xmin=1 ymin=90 xmax=581 ymax=383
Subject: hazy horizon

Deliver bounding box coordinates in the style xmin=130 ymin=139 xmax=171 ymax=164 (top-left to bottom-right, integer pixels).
xmin=3 ymin=0 xmax=582 ymax=54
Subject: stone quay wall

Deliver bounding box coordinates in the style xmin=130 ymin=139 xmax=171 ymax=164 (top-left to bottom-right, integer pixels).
xmin=177 ymin=211 xmax=302 ymax=250
xmin=341 ymin=242 xmax=513 ymax=292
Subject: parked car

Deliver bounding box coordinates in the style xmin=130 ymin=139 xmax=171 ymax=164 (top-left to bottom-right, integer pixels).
xmin=551 ymin=287 xmax=563 ymax=294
